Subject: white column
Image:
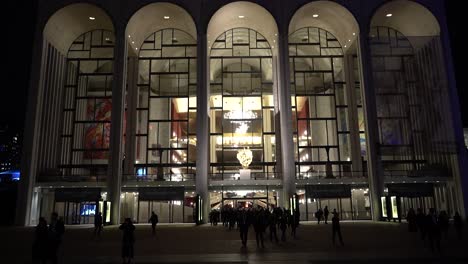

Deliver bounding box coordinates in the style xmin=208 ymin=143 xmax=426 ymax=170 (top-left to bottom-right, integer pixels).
xmin=108 ymin=26 xmax=127 ymax=224
xmin=196 ymin=32 xmax=210 ymax=222
xmin=277 ymin=26 xmax=296 ymax=208
xmin=124 ymin=56 xmax=138 ymax=179
xmin=344 ymin=54 xmax=363 ymax=177
xmin=16 ymin=28 xmax=47 ymax=226
xmin=358 ymin=29 xmax=384 ymax=221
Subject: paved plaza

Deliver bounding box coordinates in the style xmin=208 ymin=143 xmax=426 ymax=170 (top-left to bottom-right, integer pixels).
xmin=2 ymin=221 xmax=468 ymax=263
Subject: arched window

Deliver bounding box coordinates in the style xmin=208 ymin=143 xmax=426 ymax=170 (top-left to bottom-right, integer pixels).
xmin=289 ymin=27 xmax=352 ymax=179
xmin=209 ymin=28 xmax=276 ymax=180
xmin=60 ymin=29 xmax=115 ymax=179
xmin=134 ymin=29 xmax=197 ymax=181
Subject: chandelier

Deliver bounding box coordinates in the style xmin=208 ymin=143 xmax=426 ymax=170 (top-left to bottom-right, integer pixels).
xmin=237 ymin=147 xmax=253 ymax=169
xmin=224 ymin=110 xmax=257 ymax=133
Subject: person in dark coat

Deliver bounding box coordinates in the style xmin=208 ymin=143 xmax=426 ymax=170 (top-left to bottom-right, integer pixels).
xmin=279 ymin=210 xmax=288 ymax=242
xmin=253 ymin=207 xmax=266 ymax=248
xmin=120 ymin=218 xmax=136 ymax=263
xmin=453 ymin=212 xmax=463 ymax=240
xmin=416 ymin=208 xmax=427 ymax=239
xmin=438 ymin=210 xmax=449 ymax=239
xmin=48 ymin=212 xmax=65 ymax=264
xmin=238 ymin=208 xmax=250 ymax=247
xmin=149 ymin=211 xmax=159 ymax=236
xmin=33 ymin=217 xmax=48 ymax=264
xmin=427 ymin=208 xmax=441 ymax=253
xmin=331 ymin=209 xmax=344 ymax=246
xmin=316 ymin=208 xmax=323 ymax=224
xmin=324 ymin=206 xmax=330 ymax=224
xmin=406 ymin=208 xmax=417 ymax=232
xmin=268 ymin=210 xmax=279 ymax=243
xmin=94 ymin=212 xmax=103 ymax=238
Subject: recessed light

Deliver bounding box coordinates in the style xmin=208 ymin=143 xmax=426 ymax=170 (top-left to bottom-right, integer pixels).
xmin=135 ymin=47 xmax=138 ymax=50
xmin=348 ymin=39 xmax=351 ymax=42
xmin=238 ymin=15 xmax=245 ymax=19
xmin=386 ymin=13 xmax=393 ymax=17
xmin=353 ymin=32 xmax=356 ymax=36
xmin=344 ymin=45 xmax=347 ymax=48
xmin=132 ymin=41 xmax=134 ymax=44
xmin=128 ymin=35 xmax=131 ymax=38
xmin=313 ymin=14 xmax=319 ymax=18
xmin=164 ymin=16 xmax=170 ymax=19
xmin=89 ymin=16 xmax=95 ymax=20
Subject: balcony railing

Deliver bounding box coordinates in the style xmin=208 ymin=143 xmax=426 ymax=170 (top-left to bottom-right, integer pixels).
xmin=209 ymin=172 xmax=281 ymax=181
xmin=123 ymin=173 xmax=195 ymax=182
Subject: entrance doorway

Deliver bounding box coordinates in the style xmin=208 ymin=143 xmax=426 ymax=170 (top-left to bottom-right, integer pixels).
xmin=54 ymin=201 xmax=97 ymax=225
xmin=221 ymin=198 xmax=269 ymax=209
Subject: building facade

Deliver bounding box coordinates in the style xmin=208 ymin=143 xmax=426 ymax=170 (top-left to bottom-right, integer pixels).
xmin=16 ymin=0 xmax=468 ymax=225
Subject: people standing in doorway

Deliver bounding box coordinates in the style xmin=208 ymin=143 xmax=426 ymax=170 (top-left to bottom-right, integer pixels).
xmin=149 ymin=211 xmax=159 ymax=236
xmin=453 ymin=212 xmax=463 ymax=240
xmin=120 ymin=218 xmax=136 ymax=264
xmin=268 ymin=209 xmax=279 ymax=243
xmin=331 ymin=209 xmax=344 ymax=246
xmin=48 ymin=212 xmax=65 ymax=264
xmin=94 ymin=212 xmax=103 ymax=239
xmin=253 ymin=207 xmax=266 ymax=248
xmin=279 ymin=209 xmax=288 ymax=242
xmin=324 ymin=206 xmax=330 ymax=224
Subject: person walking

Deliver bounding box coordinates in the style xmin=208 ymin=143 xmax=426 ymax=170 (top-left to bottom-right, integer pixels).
xmin=280 ymin=210 xmax=288 ymax=242
xmin=427 ymin=208 xmax=441 ymax=253
xmin=253 ymin=207 xmax=266 ymax=248
xmin=324 ymin=206 xmax=330 ymax=224
xmin=268 ymin=210 xmax=279 ymax=243
xmin=48 ymin=212 xmax=65 ymax=264
xmin=149 ymin=211 xmax=159 ymax=236
xmin=332 ymin=209 xmax=344 ymax=246
xmin=316 ymin=208 xmax=323 ymax=224
xmin=406 ymin=208 xmax=417 ymax=232
xmin=239 ymin=208 xmax=250 ymax=247
xmin=94 ymin=212 xmax=103 ymax=238
xmin=32 ymin=217 xmax=48 ymax=264
xmin=120 ymin=218 xmax=136 ymax=264
xmin=453 ymin=212 xmax=463 ymax=240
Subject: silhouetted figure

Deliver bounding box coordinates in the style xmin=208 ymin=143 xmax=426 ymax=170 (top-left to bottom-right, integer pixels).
xmin=32 ymin=217 xmax=48 ymax=264
xmin=239 ymin=209 xmax=250 ymax=247
xmin=331 ymin=209 xmax=344 ymax=246
xmin=149 ymin=211 xmax=159 ymax=236
xmin=253 ymin=208 xmax=266 ymax=248
xmin=48 ymin=212 xmax=65 ymax=264
xmin=438 ymin=211 xmax=449 ymax=239
xmin=316 ymin=208 xmax=323 ymax=224
xmin=290 ymin=211 xmax=298 ymax=238
xmin=453 ymin=212 xmax=463 ymax=240
xmin=406 ymin=208 xmax=417 ymax=232
xmin=268 ymin=210 xmax=279 ymax=243
xmin=120 ymin=218 xmax=136 ymax=264
xmin=427 ymin=208 xmax=441 ymax=253
xmin=324 ymin=206 xmax=329 ymax=224
xmin=280 ymin=211 xmax=288 ymax=242
xmin=94 ymin=212 xmax=103 ymax=238
xmin=416 ymin=208 xmax=427 ymax=240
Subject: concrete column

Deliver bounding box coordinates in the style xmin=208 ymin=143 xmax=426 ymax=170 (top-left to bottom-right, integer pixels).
xmin=344 ymin=54 xmax=363 ymax=177
xmin=124 ymin=56 xmax=138 ymax=179
xmin=357 ymin=29 xmax=384 ymax=221
xmin=196 ymin=31 xmax=210 ymax=222
xmin=108 ymin=26 xmax=127 ymax=225
xmin=438 ymin=10 xmax=468 ymax=218
xmin=277 ymin=25 xmax=296 ymax=208
xmin=16 ymin=27 xmax=47 ymax=226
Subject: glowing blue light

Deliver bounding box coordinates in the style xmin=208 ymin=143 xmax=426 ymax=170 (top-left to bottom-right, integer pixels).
xmin=137 ymin=168 xmax=147 ymax=177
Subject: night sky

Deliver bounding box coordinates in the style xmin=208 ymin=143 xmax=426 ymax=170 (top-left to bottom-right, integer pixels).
xmin=1 ymin=1 xmax=467 ymax=139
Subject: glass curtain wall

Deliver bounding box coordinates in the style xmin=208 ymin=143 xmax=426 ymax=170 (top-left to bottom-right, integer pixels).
xmin=209 ymin=28 xmax=276 ymax=180
xmin=289 ymin=27 xmax=352 ymax=179
xmin=59 ymin=30 xmax=115 ymax=180
xmin=135 ymin=29 xmax=197 ymax=182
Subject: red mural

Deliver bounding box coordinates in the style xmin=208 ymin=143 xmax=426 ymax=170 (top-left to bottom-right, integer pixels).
xmin=84 ymin=99 xmax=112 ymax=160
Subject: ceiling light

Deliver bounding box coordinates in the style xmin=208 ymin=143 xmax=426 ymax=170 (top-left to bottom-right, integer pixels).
xmin=344 ymin=45 xmax=347 ymax=48
xmin=313 ymin=14 xmax=319 ymax=18
xmin=238 ymin=15 xmax=245 ymax=19
xmin=353 ymin=32 xmax=356 ymax=36
xmin=131 ymin=41 xmax=134 ymax=44
xmin=164 ymin=16 xmax=170 ymax=19
xmin=128 ymin=35 xmax=131 ymax=38
xmin=386 ymin=13 xmax=393 ymax=17
xmin=89 ymin=16 xmax=95 ymax=20
xmin=135 ymin=47 xmax=138 ymax=50
xmin=348 ymin=39 xmax=351 ymax=42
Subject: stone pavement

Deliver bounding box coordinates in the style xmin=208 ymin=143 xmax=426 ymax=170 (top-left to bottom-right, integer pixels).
xmin=2 ymin=221 xmax=468 ymax=263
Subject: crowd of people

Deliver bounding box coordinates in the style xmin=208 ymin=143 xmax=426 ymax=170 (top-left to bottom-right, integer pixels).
xmin=33 ymin=205 xmax=465 ymax=263
xmin=405 ymin=208 xmax=464 ymax=252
